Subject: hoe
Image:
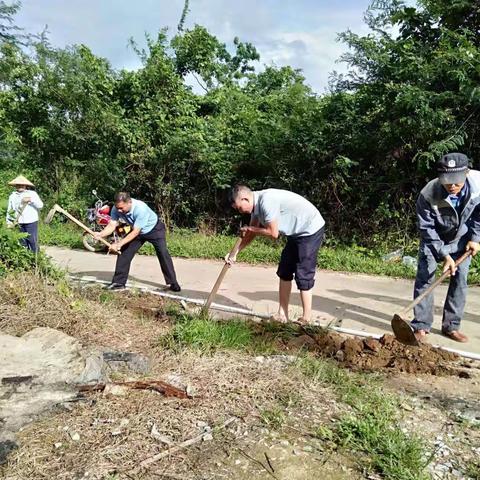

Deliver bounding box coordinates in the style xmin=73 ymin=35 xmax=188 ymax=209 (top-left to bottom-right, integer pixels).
xmin=391 ymin=250 xmax=471 ymax=346
xmin=45 ymin=204 xmax=120 ymax=254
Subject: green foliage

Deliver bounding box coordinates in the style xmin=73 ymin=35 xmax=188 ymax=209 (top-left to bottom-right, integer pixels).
xmin=0 ymin=221 xmax=60 ymax=278
xmin=158 ymin=313 xmax=254 ymax=353
xmin=260 ymin=407 xmax=286 ymax=429
xmin=2 ymin=1 xmax=480 ymax=247
xmin=298 ymin=357 xmax=430 ymax=480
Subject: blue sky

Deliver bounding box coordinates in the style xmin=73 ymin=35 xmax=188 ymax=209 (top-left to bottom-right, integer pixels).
xmin=16 ymin=0 xmax=373 ymax=93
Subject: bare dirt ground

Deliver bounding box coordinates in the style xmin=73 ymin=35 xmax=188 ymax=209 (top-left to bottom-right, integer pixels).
xmin=1 ymin=276 xmax=479 ymax=480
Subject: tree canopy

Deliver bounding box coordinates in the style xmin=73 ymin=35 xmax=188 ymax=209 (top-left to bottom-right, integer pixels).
xmin=1 ymin=0 xmax=479 ymax=243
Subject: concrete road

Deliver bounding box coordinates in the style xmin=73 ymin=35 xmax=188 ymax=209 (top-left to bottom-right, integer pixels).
xmin=45 ymin=246 xmax=480 ymax=354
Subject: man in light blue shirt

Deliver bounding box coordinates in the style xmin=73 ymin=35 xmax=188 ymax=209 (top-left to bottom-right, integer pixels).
xmin=95 ymin=192 xmax=180 ymax=292
xmin=6 ymin=175 xmax=44 ymax=252
xmin=226 ymin=185 xmax=325 ymax=324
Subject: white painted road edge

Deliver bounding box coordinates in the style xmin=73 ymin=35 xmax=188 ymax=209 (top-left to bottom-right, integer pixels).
xmin=71 ymin=275 xmax=480 ymax=362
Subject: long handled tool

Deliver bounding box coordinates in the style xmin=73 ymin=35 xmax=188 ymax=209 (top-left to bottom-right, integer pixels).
xmin=45 ymin=203 xmax=120 ymax=254
xmin=11 ymin=200 xmax=29 ymax=228
xmin=391 ymin=250 xmax=472 ymax=346
xmin=202 ymin=237 xmax=243 ymax=313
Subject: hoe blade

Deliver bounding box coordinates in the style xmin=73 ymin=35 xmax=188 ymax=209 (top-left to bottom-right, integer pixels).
xmin=391 ymin=313 xmax=419 ymax=346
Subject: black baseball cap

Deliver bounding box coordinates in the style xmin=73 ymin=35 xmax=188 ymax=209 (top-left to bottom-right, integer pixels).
xmin=437 ymin=153 xmax=470 ymax=185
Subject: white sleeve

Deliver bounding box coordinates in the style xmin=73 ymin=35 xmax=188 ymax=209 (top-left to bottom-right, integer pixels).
xmin=6 ymin=195 xmax=14 ymax=223
xmin=30 ymin=191 xmax=44 ymax=210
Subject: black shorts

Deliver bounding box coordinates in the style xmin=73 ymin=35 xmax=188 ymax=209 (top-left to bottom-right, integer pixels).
xmin=276 ymin=227 xmax=324 ymax=291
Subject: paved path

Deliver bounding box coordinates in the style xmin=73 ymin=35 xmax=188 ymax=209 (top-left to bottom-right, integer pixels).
xmin=45 ymin=246 xmax=480 ymax=354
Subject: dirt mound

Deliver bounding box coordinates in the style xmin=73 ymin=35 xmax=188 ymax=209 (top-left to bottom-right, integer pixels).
xmin=290 ymin=331 xmax=463 ymax=376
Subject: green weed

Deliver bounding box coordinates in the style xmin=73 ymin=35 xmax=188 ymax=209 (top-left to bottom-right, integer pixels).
xmin=158 ymin=313 xmax=254 ymax=353
xmin=466 ymin=460 xmax=480 ymax=479
xmin=260 ymin=407 xmax=286 ymax=430
xmin=298 ymin=356 xmax=430 ymax=480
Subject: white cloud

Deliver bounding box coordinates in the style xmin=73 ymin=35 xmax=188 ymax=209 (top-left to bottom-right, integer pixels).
xmin=16 ymin=0 xmax=373 ymax=92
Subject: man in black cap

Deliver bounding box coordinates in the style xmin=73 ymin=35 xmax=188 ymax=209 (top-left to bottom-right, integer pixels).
xmin=412 ymin=152 xmax=480 ymax=343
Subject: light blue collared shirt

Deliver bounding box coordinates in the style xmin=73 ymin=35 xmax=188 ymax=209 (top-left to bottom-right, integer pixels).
xmin=6 ymin=190 xmax=43 ymax=225
xmin=111 ymin=198 xmax=158 ymax=234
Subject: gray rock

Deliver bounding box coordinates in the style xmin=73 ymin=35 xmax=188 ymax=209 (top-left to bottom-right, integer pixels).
xmin=0 ymin=440 xmax=17 ymax=465
xmin=102 ymin=351 xmax=151 ymax=374
xmin=77 ymin=353 xmax=106 ymax=384
xmin=0 ymin=327 xmax=106 ymax=463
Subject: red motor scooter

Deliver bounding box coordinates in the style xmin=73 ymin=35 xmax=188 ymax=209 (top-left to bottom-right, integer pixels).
xmin=82 ymin=190 xmax=131 ymax=252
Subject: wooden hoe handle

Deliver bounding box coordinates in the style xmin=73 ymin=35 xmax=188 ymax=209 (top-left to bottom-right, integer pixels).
xmin=54 ymin=204 xmax=120 ymax=255
xmin=399 ymin=250 xmax=472 ymax=316
xmin=203 ymin=237 xmax=243 ymax=311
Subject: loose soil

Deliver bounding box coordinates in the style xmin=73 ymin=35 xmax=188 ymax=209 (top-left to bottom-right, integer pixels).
xmin=94 ymin=289 xmax=469 ymax=377
xmin=286 ymin=330 xmax=465 ymax=376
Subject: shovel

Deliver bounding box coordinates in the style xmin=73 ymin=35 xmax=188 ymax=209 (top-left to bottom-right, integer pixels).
xmin=391 ymin=250 xmax=472 ymax=346
xmin=45 ymin=204 xmax=120 ymax=254
xmin=201 ymin=236 xmax=243 ymax=314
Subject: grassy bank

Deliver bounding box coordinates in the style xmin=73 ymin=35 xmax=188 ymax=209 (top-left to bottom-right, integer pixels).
xmin=157 ymin=313 xmax=432 ymax=480
xmin=3 ymin=273 xmax=478 ymax=479
xmin=39 ymin=222 xmax=480 ymax=283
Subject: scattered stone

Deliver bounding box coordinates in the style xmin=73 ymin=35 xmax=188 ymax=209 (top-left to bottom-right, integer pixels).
xmin=303 ymin=445 xmax=313 ymax=452
xmin=186 ymin=385 xmax=196 ymax=397
xmin=69 ymin=432 xmax=80 ymax=442
xmin=269 ymin=355 xmax=296 ymax=365
xmin=54 ymin=442 xmax=63 ymax=449
xmin=255 ymin=356 xmax=265 ymax=363
xmin=150 ymin=424 xmax=173 ymax=445
xmin=103 ymin=384 xmax=128 ymax=397
xmin=335 ymin=350 xmax=345 ymax=362
xmin=0 ymin=440 xmax=18 ymax=465
xmin=102 ymin=351 xmax=151 ymax=374
xmin=202 ymin=433 xmax=213 ymax=441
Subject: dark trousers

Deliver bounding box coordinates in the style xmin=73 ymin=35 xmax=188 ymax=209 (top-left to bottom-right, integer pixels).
xmin=19 ymin=221 xmax=39 ymax=253
xmin=277 ymin=227 xmax=325 ymax=291
xmin=112 ymin=220 xmax=177 ymax=286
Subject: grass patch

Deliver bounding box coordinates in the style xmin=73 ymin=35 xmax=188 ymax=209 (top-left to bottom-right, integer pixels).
xmin=298 ymin=356 xmax=430 ymax=480
xmin=466 ymin=460 xmax=480 ymax=479
xmin=158 ymin=313 xmax=256 ymax=353
xmin=260 ymin=406 xmax=286 ymax=430
xmin=40 ymin=223 xmax=480 ymax=283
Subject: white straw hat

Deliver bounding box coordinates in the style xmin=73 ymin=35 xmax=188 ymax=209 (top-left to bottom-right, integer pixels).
xmin=8 ymin=175 xmax=35 ymax=187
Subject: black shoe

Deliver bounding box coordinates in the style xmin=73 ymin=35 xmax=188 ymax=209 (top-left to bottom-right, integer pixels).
xmin=104 ymin=283 xmax=126 ymax=291
xmin=169 ymin=283 xmax=181 ymax=292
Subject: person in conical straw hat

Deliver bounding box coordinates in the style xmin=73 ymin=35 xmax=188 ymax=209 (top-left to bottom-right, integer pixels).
xmin=6 ymin=175 xmax=44 ymax=252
